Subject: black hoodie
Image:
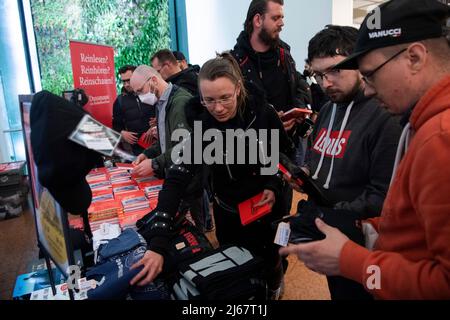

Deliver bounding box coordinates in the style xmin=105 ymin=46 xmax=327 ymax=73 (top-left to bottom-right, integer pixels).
xmin=166 ymin=66 xmax=199 ymax=95
xmin=305 ymin=90 xmax=403 ymax=218
xmin=231 ymin=31 xmax=311 ymax=112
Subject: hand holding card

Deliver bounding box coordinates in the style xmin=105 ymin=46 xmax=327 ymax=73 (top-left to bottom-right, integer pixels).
xmin=280 ymin=108 xmax=312 ymax=122
xmin=137 ymin=133 xmax=151 ymax=149
xmin=238 ymin=192 xmax=273 ymax=226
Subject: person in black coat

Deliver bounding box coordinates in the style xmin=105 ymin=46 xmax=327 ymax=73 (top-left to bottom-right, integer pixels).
xmin=151 ymin=49 xmax=199 ymax=95
xmin=112 ymin=65 xmax=155 ymax=156
xmin=173 ymin=50 xmax=200 ymax=73
xmin=130 ymin=53 xmax=295 ymax=299
xmin=231 ymin=0 xmax=312 ymax=129
xmin=231 ymin=0 xmax=313 ymax=215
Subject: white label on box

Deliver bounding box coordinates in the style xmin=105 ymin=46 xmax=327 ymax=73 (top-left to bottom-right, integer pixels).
xmin=274 ymin=222 xmax=291 ymax=247
xmin=78 ymin=278 xmax=97 ymax=291
xmin=175 ymin=242 xmax=186 ymax=250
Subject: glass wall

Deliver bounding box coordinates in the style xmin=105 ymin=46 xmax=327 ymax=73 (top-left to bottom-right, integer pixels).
xmin=0 ymin=1 xmax=32 ymax=162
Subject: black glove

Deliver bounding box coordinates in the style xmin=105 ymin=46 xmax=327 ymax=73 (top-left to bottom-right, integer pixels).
xmin=279 ymin=153 xmax=332 ymax=207
xmin=289 ymin=201 xmax=326 ymax=243
xmin=288 ymin=201 xmax=365 ymax=245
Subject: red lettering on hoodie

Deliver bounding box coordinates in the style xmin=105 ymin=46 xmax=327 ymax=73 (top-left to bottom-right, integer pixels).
xmin=312 ymin=128 xmax=352 ymax=159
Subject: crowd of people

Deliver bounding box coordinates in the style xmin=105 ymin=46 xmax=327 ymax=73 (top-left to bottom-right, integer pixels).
xmin=110 ymin=0 xmax=449 ymax=300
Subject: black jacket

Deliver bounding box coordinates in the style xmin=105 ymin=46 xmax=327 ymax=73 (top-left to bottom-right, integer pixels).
xmin=139 ymin=92 xmax=296 ymax=255
xmin=166 ymin=66 xmax=199 ymax=95
xmin=231 ymin=31 xmax=311 ymax=112
xmin=112 ymin=92 xmax=155 ymax=135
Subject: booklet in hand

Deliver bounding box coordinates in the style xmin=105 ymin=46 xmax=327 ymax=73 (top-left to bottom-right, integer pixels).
xmin=238 ymin=192 xmax=272 ymax=226
xmin=137 ymin=133 xmax=151 ymax=149
xmin=280 ymin=108 xmax=312 ymax=122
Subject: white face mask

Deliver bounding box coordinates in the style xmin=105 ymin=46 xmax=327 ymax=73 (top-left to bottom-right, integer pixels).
xmin=139 ymin=91 xmax=158 ymax=106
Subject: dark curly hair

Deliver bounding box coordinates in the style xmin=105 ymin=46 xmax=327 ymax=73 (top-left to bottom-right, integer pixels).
xmin=308 ymin=25 xmax=359 ymax=62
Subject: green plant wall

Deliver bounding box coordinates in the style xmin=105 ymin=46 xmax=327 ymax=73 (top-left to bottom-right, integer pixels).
xmin=31 ymin=0 xmax=171 ymax=95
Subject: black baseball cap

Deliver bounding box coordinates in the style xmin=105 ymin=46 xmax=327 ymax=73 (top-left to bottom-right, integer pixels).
xmin=335 ymin=0 xmax=449 ymax=70
xmin=172 ymin=51 xmax=186 ymax=61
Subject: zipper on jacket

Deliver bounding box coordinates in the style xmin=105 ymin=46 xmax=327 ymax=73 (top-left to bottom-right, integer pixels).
xmin=136 ymin=96 xmax=143 ymax=113
xmin=245 ymin=114 xmax=257 ymax=131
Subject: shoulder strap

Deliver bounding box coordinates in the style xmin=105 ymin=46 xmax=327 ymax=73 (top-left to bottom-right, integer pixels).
xmin=279 ymin=47 xmax=286 ymax=69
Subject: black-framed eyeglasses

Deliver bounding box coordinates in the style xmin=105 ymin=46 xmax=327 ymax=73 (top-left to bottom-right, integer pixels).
xmin=313 ymin=68 xmax=341 ymax=84
xmin=362 ymin=48 xmax=407 ymax=85
xmin=121 ymin=79 xmax=131 ymax=84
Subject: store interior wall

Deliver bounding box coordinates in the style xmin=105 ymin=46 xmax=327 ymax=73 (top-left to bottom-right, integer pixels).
xmin=282 ymin=0 xmax=334 ymax=68
xmin=333 ymin=0 xmax=354 ymax=26
xmin=184 ymin=0 xmax=353 ymax=68
xmin=184 ymin=0 xmax=247 ymax=66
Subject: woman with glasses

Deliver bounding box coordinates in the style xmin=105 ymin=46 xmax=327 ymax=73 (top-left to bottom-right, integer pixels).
xmin=131 ymin=52 xmax=295 ymax=300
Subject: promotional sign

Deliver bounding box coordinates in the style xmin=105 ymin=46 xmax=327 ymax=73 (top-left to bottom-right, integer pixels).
xmin=70 ymin=40 xmax=117 ymax=128
xmin=36 ymin=190 xmax=71 ymax=272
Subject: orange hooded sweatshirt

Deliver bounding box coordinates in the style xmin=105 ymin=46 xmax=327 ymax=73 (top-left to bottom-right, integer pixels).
xmin=340 ymin=75 xmax=450 ymax=299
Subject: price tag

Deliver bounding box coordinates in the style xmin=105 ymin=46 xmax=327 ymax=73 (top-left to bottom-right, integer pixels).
xmin=77 ymin=277 xmax=97 ymax=291
xmin=176 ymin=242 xmax=186 ymax=250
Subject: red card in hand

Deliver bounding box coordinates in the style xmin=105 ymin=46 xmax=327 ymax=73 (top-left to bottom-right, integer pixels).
xmin=137 ymin=133 xmax=151 ymax=149
xmin=278 ymin=163 xmax=292 ymax=179
xmin=278 ymin=163 xmax=304 ymax=187
xmin=238 ymin=192 xmax=272 ymax=226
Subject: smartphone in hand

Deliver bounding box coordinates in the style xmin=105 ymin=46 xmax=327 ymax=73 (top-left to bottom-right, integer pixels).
xmin=280 ymin=108 xmax=313 ymax=122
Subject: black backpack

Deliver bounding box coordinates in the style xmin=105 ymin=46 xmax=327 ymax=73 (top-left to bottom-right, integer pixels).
xmin=171 ymin=245 xmax=267 ymax=300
